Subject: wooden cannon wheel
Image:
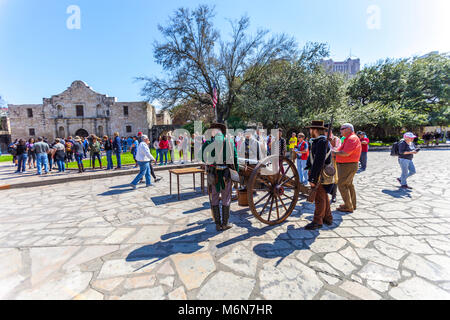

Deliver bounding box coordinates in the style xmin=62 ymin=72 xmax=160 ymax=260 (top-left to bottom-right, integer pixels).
xmin=247 ymin=155 xmax=300 ymax=225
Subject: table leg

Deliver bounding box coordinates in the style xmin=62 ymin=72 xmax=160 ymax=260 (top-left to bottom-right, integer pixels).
xmin=177 ymin=174 xmax=180 ymax=201
xmin=201 ymin=172 xmax=205 ymax=194
xmin=170 ymin=172 xmax=172 ymax=195
xmin=193 ymin=173 xmax=195 ymax=192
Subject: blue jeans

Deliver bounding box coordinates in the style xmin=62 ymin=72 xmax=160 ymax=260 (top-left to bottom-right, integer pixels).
xmin=131 ymin=161 xmax=151 ymax=186
xmin=160 ymin=149 xmax=168 ymax=165
xmin=56 ymin=159 xmax=65 ymax=172
xmin=359 ymin=152 xmax=368 ymax=170
xmin=297 ymin=159 xmax=308 ymax=184
xmin=155 ymin=149 xmax=160 ymax=162
xmin=36 ymin=153 xmax=49 ymax=174
xmin=75 ymin=153 xmax=83 ymax=165
xmin=115 ymin=151 xmax=122 ymax=168
xmin=106 ymin=150 xmax=114 ymax=170
xmin=17 ymin=154 xmax=28 ymax=172
xmin=398 ymin=158 xmax=416 ymax=186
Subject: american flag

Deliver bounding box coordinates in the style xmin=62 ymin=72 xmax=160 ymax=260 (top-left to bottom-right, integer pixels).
xmin=211 ymin=83 xmax=218 ymax=109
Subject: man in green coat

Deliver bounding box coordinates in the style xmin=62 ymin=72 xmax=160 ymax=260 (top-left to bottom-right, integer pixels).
xmin=202 ymin=123 xmax=239 ymax=231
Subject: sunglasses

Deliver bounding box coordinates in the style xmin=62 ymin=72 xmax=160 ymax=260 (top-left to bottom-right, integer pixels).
xmin=340 ymin=127 xmax=348 ymax=130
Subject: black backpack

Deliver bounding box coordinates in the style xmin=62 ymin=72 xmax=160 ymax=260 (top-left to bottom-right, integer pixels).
xmin=390 ymin=141 xmax=400 ymax=156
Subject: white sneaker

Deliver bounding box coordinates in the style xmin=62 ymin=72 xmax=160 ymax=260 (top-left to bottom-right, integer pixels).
xmin=130 ymin=184 xmax=137 ymax=190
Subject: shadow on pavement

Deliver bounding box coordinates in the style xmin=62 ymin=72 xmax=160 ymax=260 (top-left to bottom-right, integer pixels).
xmin=382 ymin=188 xmax=412 ymax=199
xmin=151 ymin=189 xmax=206 ymax=205
xmin=97 ymin=187 xmax=135 ymax=196
xmin=126 ymin=217 xmax=217 ymax=271
xmin=252 ymin=208 xmax=351 ymax=266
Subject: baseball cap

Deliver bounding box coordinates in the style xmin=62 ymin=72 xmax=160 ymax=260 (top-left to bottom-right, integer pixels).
xmin=403 ymin=132 xmax=417 ymax=139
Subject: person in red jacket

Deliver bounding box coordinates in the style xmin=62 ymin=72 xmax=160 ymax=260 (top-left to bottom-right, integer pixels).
xmin=357 ymin=131 xmax=369 ymax=171
xmin=159 ymin=136 xmax=169 ymax=165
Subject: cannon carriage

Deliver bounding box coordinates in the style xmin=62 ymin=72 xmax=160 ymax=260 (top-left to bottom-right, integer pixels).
xmin=206 ymin=155 xmax=311 ymax=226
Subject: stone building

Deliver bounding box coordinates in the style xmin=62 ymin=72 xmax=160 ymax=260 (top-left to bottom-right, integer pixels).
xmin=8 ymin=81 xmax=171 ymax=141
xmin=321 ymin=57 xmax=360 ymax=78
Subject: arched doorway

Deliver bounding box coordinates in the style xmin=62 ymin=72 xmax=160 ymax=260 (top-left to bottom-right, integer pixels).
xmin=75 ymin=129 xmax=89 ymax=138
xmin=98 ymin=126 xmax=104 ymax=137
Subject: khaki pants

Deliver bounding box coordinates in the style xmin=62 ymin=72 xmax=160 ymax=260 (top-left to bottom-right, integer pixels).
xmin=313 ymin=184 xmax=333 ymax=225
xmin=337 ymin=162 xmax=358 ymax=210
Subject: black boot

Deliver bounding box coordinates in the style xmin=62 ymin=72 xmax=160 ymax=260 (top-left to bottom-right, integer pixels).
xmin=221 ymin=206 xmax=232 ymax=231
xmin=81 ymin=163 xmax=85 ymax=172
xmin=77 ymin=163 xmax=82 ymax=173
xmin=211 ymin=206 xmax=222 ymax=231
xmin=331 ymin=184 xmax=337 ymax=203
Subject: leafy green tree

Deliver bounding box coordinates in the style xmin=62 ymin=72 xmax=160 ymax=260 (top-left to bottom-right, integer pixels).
xmin=138 ymin=5 xmax=296 ymax=124
xmin=235 ymin=43 xmax=344 ymax=131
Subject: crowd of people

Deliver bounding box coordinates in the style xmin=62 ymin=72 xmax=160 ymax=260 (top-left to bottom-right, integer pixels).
xmin=6 ymin=131 xmax=204 ymax=175
xmin=199 ymin=122 xmax=423 ymax=231
xmin=8 ymin=132 xmax=127 ymax=174
xmin=422 ymin=131 xmax=447 ymax=146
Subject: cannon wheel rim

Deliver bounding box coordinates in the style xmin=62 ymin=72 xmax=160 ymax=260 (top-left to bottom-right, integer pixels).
xmin=247 ymin=155 xmax=300 ymax=225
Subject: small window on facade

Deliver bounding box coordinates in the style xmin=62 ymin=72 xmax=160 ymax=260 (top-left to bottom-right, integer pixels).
xmin=123 ymin=106 xmax=129 ymax=116
xmin=106 ymin=110 xmax=110 ymax=116
xmin=29 ymin=128 xmax=35 ymax=136
xmin=76 ymin=105 xmax=84 ymax=117
xmin=27 ymin=109 xmax=33 ymax=118
xmin=126 ymin=126 xmax=132 ymax=133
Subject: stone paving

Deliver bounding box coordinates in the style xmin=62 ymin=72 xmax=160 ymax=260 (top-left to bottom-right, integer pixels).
xmin=0 ymin=149 xmax=449 ymax=300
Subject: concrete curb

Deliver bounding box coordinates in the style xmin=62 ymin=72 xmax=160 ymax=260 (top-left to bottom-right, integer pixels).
xmin=0 ymin=163 xmax=200 ymax=190
xmin=368 ymin=144 xmax=450 ymax=151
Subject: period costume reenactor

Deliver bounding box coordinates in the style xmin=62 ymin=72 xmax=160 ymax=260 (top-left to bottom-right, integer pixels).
xmin=202 ymin=123 xmax=239 ymax=231
xmin=304 ymin=120 xmax=334 ymax=230
xmin=325 ymin=123 xmax=340 ymax=203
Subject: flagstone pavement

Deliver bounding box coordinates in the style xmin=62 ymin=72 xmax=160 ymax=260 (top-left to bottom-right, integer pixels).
xmin=0 ymin=149 xmax=449 ymax=300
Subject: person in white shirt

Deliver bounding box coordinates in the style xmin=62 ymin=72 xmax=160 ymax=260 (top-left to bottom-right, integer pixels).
xmin=168 ymin=135 xmax=175 ymax=164
xmin=181 ymin=133 xmax=190 ymax=163
xmin=153 ymin=137 xmax=160 ymax=163
xmin=130 ymin=135 xmax=155 ymax=189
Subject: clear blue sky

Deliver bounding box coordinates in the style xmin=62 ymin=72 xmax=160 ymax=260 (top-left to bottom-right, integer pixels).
xmin=0 ymin=0 xmax=448 ymax=106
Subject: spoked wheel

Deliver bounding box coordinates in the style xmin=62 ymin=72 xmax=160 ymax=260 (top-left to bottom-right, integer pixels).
xmin=247 ymin=155 xmax=300 ymax=225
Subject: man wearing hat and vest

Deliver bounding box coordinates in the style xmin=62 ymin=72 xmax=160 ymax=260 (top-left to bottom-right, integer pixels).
xmin=202 ymin=123 xmax=239 ymax=231
xmin=304 ymin=120 xmax=334 ymax=230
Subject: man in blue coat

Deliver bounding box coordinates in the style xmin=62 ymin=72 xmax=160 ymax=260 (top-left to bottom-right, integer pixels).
xmin=113 ymin=132 xmax=122 ymax=169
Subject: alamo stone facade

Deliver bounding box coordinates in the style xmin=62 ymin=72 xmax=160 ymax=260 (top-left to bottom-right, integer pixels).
xmin=8 ymin=81 xmax=171 ymax=141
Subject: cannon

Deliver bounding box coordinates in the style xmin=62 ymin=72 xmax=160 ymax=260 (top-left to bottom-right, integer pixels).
xmin=205 ymin=155 xmax=310 ymax=226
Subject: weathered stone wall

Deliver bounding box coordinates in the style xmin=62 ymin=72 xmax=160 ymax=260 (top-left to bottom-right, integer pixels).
xmin=156 ymin=110 xmax=172 ymax=125
xmin=110 ymin=102 xmax=155 ymax=137
xmin=8 ymin=104 xmax=50 ymax=140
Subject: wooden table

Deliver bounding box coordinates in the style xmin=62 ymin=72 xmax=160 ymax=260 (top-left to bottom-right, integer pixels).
xmin=169 ymin=168 xmax=205 ymax=200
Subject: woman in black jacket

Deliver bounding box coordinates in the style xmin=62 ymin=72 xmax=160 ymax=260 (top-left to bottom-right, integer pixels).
xmin=15 ymin=139 xmax=28 ymax=173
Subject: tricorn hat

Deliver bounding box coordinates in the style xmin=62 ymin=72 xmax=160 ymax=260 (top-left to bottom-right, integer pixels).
xmin=306 ymin=120 xmax=327 ymax=130
xmin=209 ymin=123 xmax=227 ymax=135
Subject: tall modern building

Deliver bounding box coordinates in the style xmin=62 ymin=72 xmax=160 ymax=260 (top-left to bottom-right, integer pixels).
xmin=321 ymin=57 xmax=361 ymax=78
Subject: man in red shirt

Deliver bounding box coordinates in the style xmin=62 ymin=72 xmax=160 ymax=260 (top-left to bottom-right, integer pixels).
xmin=294 ymin=133 xmax=309 ymax=185
xmin=357 ymin=131 xmax=369 ymax=171
xmin=332 ymin=123 xmax=362 ymax=213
